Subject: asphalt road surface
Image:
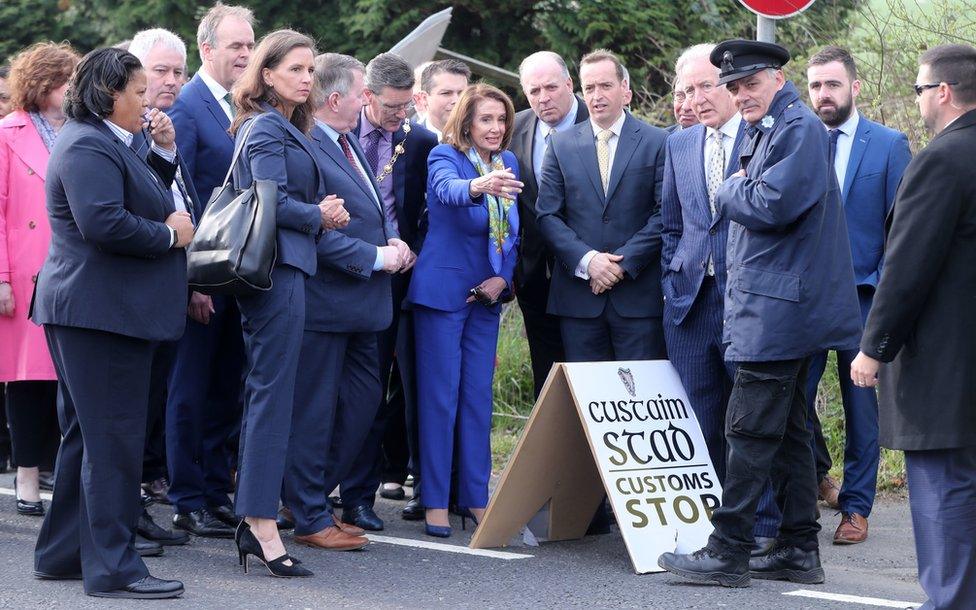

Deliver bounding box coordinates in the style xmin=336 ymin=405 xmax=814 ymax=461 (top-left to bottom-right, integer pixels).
xmin=0 ymin=473 xmax=925 ymax=609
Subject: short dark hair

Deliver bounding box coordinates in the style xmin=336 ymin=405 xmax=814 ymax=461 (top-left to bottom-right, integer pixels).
xmin=365 ymin=52 xmax=414 ymax=93
xmin=809 ymin=45 xmax=858 ymax=81
xmin=420 ymin=59 xmax=471 ymax=93
xmin=920 ymin=44 xmax=976 ymax=105
xmin=64 ymin=47 xmax=143 ymax=120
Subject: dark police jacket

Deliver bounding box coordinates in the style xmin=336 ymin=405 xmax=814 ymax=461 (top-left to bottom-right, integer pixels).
xmin=715 ymin=82 xmax=860 ymax=362
xmin=32 ymin=117 xmax=186 ymax=342
xmin=862 ymin=109 xmax=976 ymax=451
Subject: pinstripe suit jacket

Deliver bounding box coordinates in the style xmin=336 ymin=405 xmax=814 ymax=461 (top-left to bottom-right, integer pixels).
xmin=661 ymin=121 xmax=745 ymax=326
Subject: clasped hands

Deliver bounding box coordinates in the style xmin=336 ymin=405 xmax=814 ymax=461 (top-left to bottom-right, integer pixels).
xmin=319 ymin=194 xmax=350 ymax=230
xmin=379 ymin=238 xmax=416 ymax=274
xmin=469 ymin=168 xmax=524 ymax=200
xmin=588 ymin=252 xmax=625 ymax=295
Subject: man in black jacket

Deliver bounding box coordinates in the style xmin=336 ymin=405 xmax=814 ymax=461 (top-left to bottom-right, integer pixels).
xmin=852 ymin=44 xmax=976 ymax=609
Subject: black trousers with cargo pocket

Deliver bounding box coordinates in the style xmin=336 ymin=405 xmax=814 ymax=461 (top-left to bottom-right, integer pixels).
xmin=706 ymin=357 xmax=821 ymax=558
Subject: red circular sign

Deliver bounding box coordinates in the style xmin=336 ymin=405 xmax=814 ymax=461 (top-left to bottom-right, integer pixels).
xmin=738 ymin=0 xmax=816 ymax=19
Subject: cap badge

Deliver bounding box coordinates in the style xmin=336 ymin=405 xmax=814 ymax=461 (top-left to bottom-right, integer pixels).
xmin=721 ymin=51 xmax=734 ymax=73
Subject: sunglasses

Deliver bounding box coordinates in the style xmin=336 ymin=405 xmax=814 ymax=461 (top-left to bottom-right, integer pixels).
xmin=913 ymin=81 xmax=958 ymax=96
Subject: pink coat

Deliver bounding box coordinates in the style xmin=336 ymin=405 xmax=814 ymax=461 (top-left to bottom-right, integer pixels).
xmin=0 ymin=110 xmax=56 ymax=381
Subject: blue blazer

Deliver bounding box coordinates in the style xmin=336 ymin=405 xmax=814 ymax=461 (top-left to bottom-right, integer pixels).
xmin=661 ymin=121 xmax=746 ymax=325
xmin=232 ymin=107 xmax=323 ymax=277
xmin=407 ymin=144 xmax=519 ymax=313
xmin=716 ymin=82 xmax=861 ymax=362
xmin=840 ymin=114 xmax=912 ymax=289
xmin=169 ymin=74 xmax=234 ymax=206
xmin=536 ymin=112 xmax=668 ymax=319
xmin=305 ymin=125 xmax=396 ymax=333
xmin=32 ymin=118 xmax=187 ymax=342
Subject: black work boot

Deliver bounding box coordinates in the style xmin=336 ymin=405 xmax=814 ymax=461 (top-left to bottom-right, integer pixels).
xmin=657 ymin=546 xmax=750 ymax=588
xmin=749 ymin=543 xmax=825 ymax=584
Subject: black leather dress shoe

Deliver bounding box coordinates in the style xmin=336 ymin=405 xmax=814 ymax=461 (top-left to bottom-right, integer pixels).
xmin=37 ymin=471 xmax=55 ymax=492
xmin=751 ymin=535 xmax=777 ymax=557
xmin=16 ymin=497 xmax=45 ymax=516
xmin=208 ymin=503 xmax=239 ymax=528
xmin=402 ymin=496 xmax=424 ymax=521
xmin=135 ymin=536 xmax=164 ymax=557
xmin=749 ymin=544 xmax=825 ymax=584
xmin=328 ymin=494 xmax=343 ymax=510
xmin=343 ymin=505 xmax=384 ymax=531
xmin=137 ymin=509 xmax=189 ymax=545
xmin=173 ymin=508 xmax=235 ymax=538
xmin=88 ymin=575 xmax=184 ymax=599
xmin=657 ymin=547 xmax=750 ymax=588
xmin=276 ymin=506 xmax=296 ymax=530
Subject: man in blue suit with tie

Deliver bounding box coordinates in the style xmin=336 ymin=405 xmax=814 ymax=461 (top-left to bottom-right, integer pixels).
xmin=165 ymin=3 xmax=255 ymax=537
xmin=281 ymin=53 xmax=413 ymax=551
xmin=804 ymin=46 xmax=912 ymax=545
xmin=661 ymin=43 xmax=780 ymax=554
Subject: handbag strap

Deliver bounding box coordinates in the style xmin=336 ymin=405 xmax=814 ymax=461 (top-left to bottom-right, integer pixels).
xmin=220 ymin=114 xmax=264 ymax=189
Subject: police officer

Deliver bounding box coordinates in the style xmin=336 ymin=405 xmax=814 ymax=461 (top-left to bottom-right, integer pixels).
xmin=658 ymin=40 xmax=861 ymax=587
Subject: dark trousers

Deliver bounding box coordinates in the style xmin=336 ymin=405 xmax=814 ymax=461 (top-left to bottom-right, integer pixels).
xmin=234 ymin=266 xmax=305 ymax=519
xmin=165 ymin=295 xmax=243 ymax=514
xmin=282 ymin=330 xmax=381 ymax=535
xmin=414 ymin=304 xmax=498 ymax=509
xmin=664 ymin=278 xmax=780 ymax=538
xmin=5 ymin=380 xmax=59 ymax=468
xmin=35 ymin=325 xmax=153 ymax=593
xmin=516 ymin=278 xmax=564 ymax=398
xmin=560 ymin=300 xmax=667 ymax=362
xmin=0 ymin=384 xmax=10 ymax=462
xmin=905 ymin=446 xmax=976 ymax=610
xmin=804 ymin=289 xmax=879 ymax=516
xmin=142 ymin=342 xmax=175 ymax=483
xmin=708 ymin=358 xmax=820 ymax=558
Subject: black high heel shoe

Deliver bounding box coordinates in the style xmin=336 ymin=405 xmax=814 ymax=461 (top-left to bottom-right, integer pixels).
xmin=235 ymin=520 xmax=312 ymax=578
xmin=459 ymin=508 xmax=481 ymax=531
xmin=13 ymin=476 xmax=44 ymax=517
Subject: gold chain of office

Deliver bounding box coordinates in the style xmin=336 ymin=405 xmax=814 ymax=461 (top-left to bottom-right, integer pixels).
xmin=375 ymin=122 xmax=410 ymax=183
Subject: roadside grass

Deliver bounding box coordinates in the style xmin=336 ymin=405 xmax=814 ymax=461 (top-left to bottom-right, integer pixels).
xmin=490 ymin=304 xmax=906 ymax=490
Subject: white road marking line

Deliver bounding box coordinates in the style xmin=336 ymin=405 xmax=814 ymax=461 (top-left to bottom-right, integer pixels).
xmin=0 ymin=487 xmax=53 ymax=501
xmin=367 ymin=534 xmax=533 ymax=560
xmin=784 ymin=589 xmax=919 ymax=608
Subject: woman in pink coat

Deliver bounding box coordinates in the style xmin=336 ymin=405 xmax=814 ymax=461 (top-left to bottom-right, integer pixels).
xmin=0 ymin=42 xmax=79 ymax=515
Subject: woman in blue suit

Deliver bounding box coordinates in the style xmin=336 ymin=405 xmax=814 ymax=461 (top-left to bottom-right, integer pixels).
xmin=408 ymin=84 xmax=523 ymax=537
xmin=227 ymin=30 xmax=348 ymax=577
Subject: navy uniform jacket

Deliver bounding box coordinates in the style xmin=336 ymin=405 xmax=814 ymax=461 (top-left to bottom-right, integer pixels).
xmin=716 ymin=82 xmax=860 ymax=362
xmin=306 ymin=125 xmax=396 ymax=333
xmin=233 ymin=106 xmax=323 ymax=277
xmin=32 ymin=117 xmax=186 ymax=342
xmin=661 ymin=121 xmax=746 ymax=325
xmin=536 ymin=112 xmax=668 ymax=319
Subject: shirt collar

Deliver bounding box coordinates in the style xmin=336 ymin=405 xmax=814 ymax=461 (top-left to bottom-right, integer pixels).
xmin=102 ymin=119 xmax=134 ymax=147
xmin=832 ymin=110 xmax=859 ymax=137
xmin=708 ymin=113 xmax=742 ymax=141
xmin=360 ymin=108 xmax=391 ymax=141
xmin=543 ymin=97 xmax=580 ymax=136
xmin=315 ymin=119 xmax=342 ymax=145
xmin=423 ymin=116 xmax=443 ymax=142
xmin=590 ymin=109 xmax=626 ymax=139
xmin=198 ymin=68 xmax=230 ymax=102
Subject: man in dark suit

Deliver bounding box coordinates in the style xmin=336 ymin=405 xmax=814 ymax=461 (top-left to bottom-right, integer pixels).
xmin=805 ymin=46 xmax=912 ymax=544
xmin=659 ymin=40 xmax=862 ymax=587
xmin=342 ymin=52 xmax=438 ymax=529
xmin=852 ymin=44 xmax=976 ymax=609
xmin=510 ymin=51 xmax=587 ymax=397
xmin=537 ymin=49 xmax=668 ymax=363
xmin=280 ymin=52 xmax=412 ymax=552
xmin=165 ymin=3 xmax=255 ymax=537
xmin=661 ymin=43 xmax=780 ymax=554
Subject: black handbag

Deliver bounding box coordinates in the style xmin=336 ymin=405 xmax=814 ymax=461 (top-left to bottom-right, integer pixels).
xmin=186 ymin=116 xmax=278 ymax=295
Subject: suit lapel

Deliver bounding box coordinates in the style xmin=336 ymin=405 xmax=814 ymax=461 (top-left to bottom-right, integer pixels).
xmin=842 ymin=115 xmax=871 ymax=203
xmin=94 ymin=121 xmax=174 ymax=212
xmin=520 ymin=115 xmax=539 ymax=197
xmin=604 ymin=115 xmax=641 ymax=206
xmin=690 ymin=126 xmax=710 ymax=217
xmin=195 ymin=77 xmax=233 ymax=140
xmin=5 ymin=113 xmax=49 ymax=182
xmin=575 ymin=122 xmax=605 ymax=205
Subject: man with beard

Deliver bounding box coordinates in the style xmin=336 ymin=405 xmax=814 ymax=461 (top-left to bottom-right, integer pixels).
xmin=804 ymin=46 xmax=911 ymax=545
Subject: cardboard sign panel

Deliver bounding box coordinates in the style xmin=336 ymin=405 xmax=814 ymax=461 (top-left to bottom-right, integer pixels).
xmin=471 ymin=361 xmax=721 ymax=574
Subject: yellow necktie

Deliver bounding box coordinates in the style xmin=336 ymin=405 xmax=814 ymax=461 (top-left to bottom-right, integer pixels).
xmin=597 ymin=129 xmax=613 ymax=193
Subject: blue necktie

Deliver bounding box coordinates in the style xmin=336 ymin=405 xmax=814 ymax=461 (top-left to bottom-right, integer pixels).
xmin=364 ymin=130 xmax=382 ymax=176
xmin=828 ymin=129 xmax=840 ymax=168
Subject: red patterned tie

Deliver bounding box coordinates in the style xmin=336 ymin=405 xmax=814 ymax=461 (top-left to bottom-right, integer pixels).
xmin=338 ymin=134 xmax=372 ymax=193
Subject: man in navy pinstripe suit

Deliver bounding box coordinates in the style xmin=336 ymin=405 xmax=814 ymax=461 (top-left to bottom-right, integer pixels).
xmin=661 ymin=44 xmax=779 ymax=552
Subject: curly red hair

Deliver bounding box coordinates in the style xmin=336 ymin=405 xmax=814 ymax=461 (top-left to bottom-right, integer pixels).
xmin=8 ymin=42 xmax=80 ymax=112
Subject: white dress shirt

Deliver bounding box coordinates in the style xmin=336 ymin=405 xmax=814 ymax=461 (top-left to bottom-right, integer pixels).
xmin=576 ymin=110 xmax=627 ymax=280
xmin=830 ymin=111 xmax=859 ymax=191
xmin=533 ymin=97 xmax=579 ymax=188
xmin=704 ymin=113 xmax=742 ymax=174
xmin=198 ymin=68 xmax=233 ymax=121
xmin=423 ymin=116 xmax=444 ymax=143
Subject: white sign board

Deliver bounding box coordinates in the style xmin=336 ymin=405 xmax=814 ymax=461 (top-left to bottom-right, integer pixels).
xmin=563 ymin=361 xmax=721 ymax=573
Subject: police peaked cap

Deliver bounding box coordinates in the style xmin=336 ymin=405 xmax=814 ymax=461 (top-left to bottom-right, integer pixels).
xmin=710 ymin=39 xmax=791 ymax=85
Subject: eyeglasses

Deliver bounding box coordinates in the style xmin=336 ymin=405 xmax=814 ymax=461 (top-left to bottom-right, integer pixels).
xmin=913 ymin=81 xmax=958 ymax=96
xmin=380 ymin=100 xmax=415 ymax=114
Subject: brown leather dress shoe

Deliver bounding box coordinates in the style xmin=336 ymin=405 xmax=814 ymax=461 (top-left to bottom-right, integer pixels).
xmin=817 ymin=475 xmax=841 ymax=509
xmin=833 ymin=512 xmax=868 ymax=544
xmin=332 ymin=513 xmax=365 ymax=537
xmin=294 ymin=526 xmax=368 ymax=551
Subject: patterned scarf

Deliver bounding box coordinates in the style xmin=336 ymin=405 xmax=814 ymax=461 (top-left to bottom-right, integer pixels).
xmin=466 ymin=147 xmax=519 ymax=275
xmin=28 ymin=111 xmax=59 ymax=152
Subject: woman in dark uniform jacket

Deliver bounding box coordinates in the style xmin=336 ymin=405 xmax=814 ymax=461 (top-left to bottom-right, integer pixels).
xmin=227 ymin=30 xmax=348 ymax=578
xmin=31 ymin=48 xmax=192 ymax=599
